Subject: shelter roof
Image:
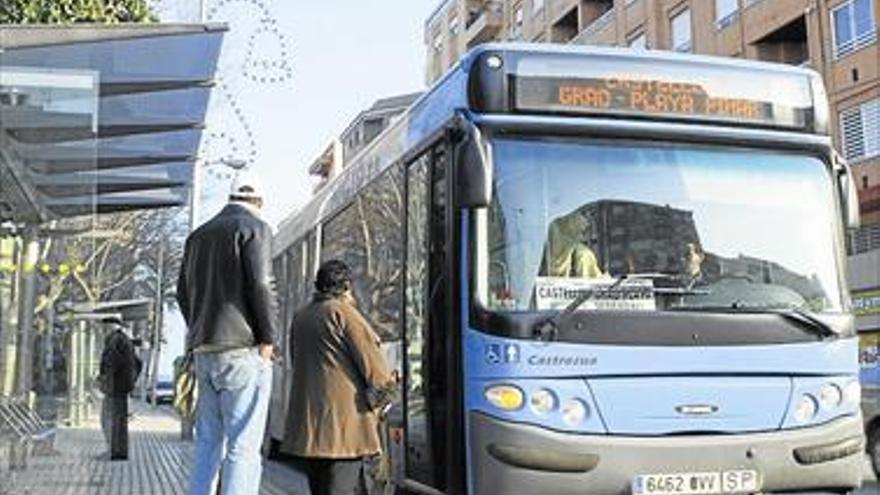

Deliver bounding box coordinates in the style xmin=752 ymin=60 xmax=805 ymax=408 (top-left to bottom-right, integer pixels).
xmin=0 ymin=23 xmax=227 ymax=223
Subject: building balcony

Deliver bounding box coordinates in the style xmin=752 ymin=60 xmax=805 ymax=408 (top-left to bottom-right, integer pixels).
xmin=750 ymin=15 xmax=809 ymax=66
xmin=859 ymin=183 xmax=880 ymax=215
xmin=465 ymin=1 xmax=504 ymax=48
xmin=572 ymin=9 xmax=616 ymax=46
xmin=308 ymin=140 xmax=343 ymax=182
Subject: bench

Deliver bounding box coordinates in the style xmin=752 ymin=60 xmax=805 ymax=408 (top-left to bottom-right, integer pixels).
xmin=0 ymin=397 xmax=57 ymax=471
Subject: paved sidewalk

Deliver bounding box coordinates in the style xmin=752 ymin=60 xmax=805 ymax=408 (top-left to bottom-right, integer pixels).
xmin=1 ymin=401 xmax=308 ymax=495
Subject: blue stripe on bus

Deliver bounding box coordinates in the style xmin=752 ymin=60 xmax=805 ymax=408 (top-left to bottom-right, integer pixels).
xmin=463 ymin=328 xmax=859 ymax=380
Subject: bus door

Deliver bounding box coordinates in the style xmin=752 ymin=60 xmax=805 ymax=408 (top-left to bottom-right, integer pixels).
xmin=402 ymin=142 xmax=450 ymax=493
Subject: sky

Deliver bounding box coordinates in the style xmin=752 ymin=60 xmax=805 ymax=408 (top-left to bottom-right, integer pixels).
xmin=157 ymin=0 xmax=439 ymax=377
xmin=259 ymin=1 xmax=437 ymax=226
xmin=193 ymin=0 xmax=439 ymax=227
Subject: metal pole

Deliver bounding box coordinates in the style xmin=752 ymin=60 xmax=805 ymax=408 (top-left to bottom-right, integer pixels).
xmin=67 ymin=321 xmax=83 ymax=426
xmin=149 ymin=241 xmax=164 ymax=406
xmin=15 ymin=225 xmax=39 ymax=397
xmin=0 ymin=235 xmax=19 ymax=397
xmin=85 ymin=324 xmax=94 ymax=419
xmin=44 ymin=303 xmax=55 ymax=416
xmin=189 ymin=159 xmax=201 ymax=231
xmin=66 ymin=324 xmax=75 ymax=425
xmin=77 ymin=322 xmax=86 ymax=424
xmin=140 ymin=321 xmax=149 ymax=401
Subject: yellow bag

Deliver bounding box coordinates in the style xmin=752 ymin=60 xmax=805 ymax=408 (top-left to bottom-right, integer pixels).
xmin=173 ymin=353 xmax=197 ymax=420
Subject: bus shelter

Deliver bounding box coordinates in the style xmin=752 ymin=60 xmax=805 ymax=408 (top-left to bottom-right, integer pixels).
xmin=0 ymin=24 xmax=225 ymax=424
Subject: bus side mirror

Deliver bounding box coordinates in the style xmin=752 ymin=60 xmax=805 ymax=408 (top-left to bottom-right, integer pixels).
xmin=455 ymin=128 xmax=492 ymax=208
xmin=835 ymin=153 xmax=860 ymax=230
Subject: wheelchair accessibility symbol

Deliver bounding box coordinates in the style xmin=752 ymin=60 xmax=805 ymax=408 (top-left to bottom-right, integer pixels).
xmin=484 ymin=343 xmax=520 ymax=365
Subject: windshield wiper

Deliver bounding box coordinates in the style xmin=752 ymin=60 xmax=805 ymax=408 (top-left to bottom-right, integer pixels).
xmin=533 ymin=273 xmax=703 ymax=341
xmin=672 ymin=306 xmax=837 ymax=339
xmin=774 ymin=308 xmax=837 ymax=338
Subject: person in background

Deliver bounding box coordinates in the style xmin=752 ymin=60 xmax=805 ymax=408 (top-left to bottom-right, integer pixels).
xmin=98 ymin=315 xmax=142 ymax=461
xmin=177 ymin=170 xmax=278 ymax=495
xmin=283 ymin=259 xmax=397 ymax=495
xmin=543 ymin=212 xmax=605 ymax=279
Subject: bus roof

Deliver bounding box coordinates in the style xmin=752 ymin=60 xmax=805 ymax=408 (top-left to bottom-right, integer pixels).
xmin=274 ymin=43 xmax=829 ymax=255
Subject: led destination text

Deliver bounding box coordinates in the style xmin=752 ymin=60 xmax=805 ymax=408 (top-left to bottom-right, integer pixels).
xmin=512 ymin=75 xmax=791 ymax=125
xmin=556 ymin=77 xmax=763 ymax=120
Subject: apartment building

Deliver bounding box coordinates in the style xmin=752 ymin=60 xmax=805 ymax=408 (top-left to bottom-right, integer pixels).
xmin=308 ymin=92 xmax=422 ymax=191
xmin=425 ymin=0 xmax=880 ymax=227
xmin=425 ymin=0 xmax=880 ymax=358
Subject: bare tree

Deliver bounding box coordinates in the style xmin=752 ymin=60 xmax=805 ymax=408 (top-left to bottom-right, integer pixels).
xmin=36 ymin=207 xmax=186 ymax=316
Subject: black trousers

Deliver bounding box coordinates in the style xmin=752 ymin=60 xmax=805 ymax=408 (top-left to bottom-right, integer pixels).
xmin=101 ymin=396 xmax=129 ymax=460
xmin=297 ymin=456 xmax=372 ymax=495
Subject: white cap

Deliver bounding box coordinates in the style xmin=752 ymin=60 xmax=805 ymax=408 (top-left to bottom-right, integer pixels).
xmin=229 ymin=169 xmax=263 ymax=201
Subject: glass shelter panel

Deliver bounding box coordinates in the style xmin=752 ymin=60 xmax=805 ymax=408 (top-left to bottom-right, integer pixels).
xmin=0 ymin=66 xmax=99 ymax=423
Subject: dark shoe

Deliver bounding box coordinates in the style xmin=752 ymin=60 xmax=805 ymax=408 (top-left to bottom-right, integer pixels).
xmin=110 ymin=455 xmax=128 ymax=461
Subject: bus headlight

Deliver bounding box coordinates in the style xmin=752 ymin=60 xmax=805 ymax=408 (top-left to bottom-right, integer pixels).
xmin=793 ymin=394 xmax=819 ymax=423
xmin=843 ymin=381 xmax=861 ymax=405
xmin=529 ymin=389 xmax=557 ymax=415
xmin=561 ymin=399 xmax=589 ymax=426
xmin=485 ymin=384 xmax=524 ymax=411
xmin=818 ymin=383 xmax=843 ymax=410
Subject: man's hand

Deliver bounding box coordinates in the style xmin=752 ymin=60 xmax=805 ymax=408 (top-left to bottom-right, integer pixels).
xmin=258 ymin=344 xmax=274 ymax=365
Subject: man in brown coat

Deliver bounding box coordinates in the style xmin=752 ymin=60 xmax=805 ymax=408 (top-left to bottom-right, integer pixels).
xmin=283 ymin=259 xmax=395 ymax=495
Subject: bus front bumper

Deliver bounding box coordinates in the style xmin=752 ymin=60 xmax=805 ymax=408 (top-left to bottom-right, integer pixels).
xmin=469 ymin=411 xmax=864 ymax=495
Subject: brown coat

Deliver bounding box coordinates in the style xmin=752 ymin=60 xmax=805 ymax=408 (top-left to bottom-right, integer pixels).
xmin=282 ymin=294 xmax=392 ymax=458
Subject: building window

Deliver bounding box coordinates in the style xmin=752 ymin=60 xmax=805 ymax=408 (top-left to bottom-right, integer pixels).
xmin=449 ymin=16 xmax=460 ymax=36
xmin=716 ymin=0 xmax=738 ymax=29
xmin=671 ymin=9 xmax=692 ymax=52
xmin=512 ymin=4 xmax=524 ymax=39
xmin=532 ymin=0 xmax=544 ymax=15
xmin=840 ymin=97 xmax=880 ymax=163
xmin=832 ymin=0 xmax=877 ymax=59
xmin=628 ymin=32 xmax=648 ymax=50
xmin=432 ymin=32 xmax=443 ymax=52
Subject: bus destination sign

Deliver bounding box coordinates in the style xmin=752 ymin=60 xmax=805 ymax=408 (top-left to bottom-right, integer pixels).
xmin=514 ymin=76 xmax=810 ymax=129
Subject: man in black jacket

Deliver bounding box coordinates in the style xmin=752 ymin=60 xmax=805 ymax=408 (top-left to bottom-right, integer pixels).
xmin=177 ymin=171 xmax=278 ymax=495
xmin=98 ymin=317 xmax=142 ymax=461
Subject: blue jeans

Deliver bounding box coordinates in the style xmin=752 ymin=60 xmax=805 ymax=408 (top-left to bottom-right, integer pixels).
xmin=189 ymin=347 xmax=272 ymax=495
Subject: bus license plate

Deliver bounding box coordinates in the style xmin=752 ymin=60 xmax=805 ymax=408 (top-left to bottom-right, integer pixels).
xmin=632 ymin=470 xmax=760 ymax=495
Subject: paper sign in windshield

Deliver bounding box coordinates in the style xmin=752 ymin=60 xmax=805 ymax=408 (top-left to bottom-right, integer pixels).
xmin=534 ymin=277 xmax=656 ymax=311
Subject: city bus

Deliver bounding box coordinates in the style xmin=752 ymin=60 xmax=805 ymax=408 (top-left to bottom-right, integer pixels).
xmin=268 ymin=44 xmax=865 ymax=495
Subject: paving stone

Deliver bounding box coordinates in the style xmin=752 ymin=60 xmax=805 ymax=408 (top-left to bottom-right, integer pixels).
xmin=0 ymin=401 xmax=308 ymax=495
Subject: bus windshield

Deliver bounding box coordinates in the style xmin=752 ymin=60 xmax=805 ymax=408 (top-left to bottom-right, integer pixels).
xmin=482 ymin=138 xmax=844 ymax=315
